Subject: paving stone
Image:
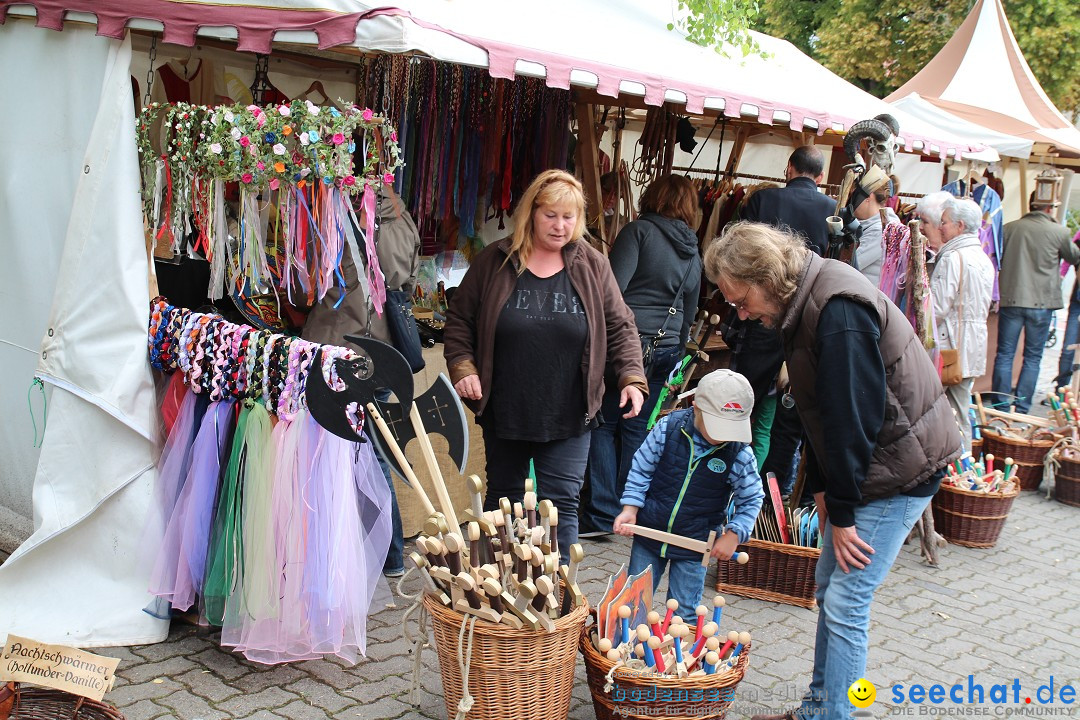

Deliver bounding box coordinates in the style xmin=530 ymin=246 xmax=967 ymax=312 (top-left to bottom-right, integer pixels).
xmin=216 ymin=687 xmax=302 ymax=716
xmin=276 ymin=699 xmax=335 ymax=720
xmin=120 ymin=656 xmax=197 ymax=684
xmin=238 ymin=712 xmax=286 ymax=720
xmin=175 ymin=667 xmax=242 ymax=702
xmin=231 ymin=663 xmax=308 ymax=693
xmin=191 ymin=647 xmax=253 ymax=680
xmin=107 ymin=677 xmax=183 ymax=705
xmin=132 ymin=630 xmax=211 ymax=662
xmin=114 ymin=699 xmax=170 ymax=720
xmin=296 ymin=659 xmax=358 ymax=691
xmin=284 ymin=677 xmax=354 ymax=713
xmin=331 ymin=696 xmax=414 ymax=719
xmin=156 ymin=690 xmax=231 ymax=720
xmin=340 ymin=674 xmax=414 ymax=703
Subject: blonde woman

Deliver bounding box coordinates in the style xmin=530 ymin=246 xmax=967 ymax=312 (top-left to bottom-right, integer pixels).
xmin=444 ymin=170 xmax=647 ymax=550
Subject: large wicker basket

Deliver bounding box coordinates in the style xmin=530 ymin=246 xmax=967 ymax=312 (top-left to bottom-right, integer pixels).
xmin=1051 ymin=450 xmax=1080 ymax=507
xmin=980 ymin=427 xmax=1057 ymax=491
xmin=581 ymin=617 xmax=751 ymax=720
xmin=931 ymin=482 xmax=1019 ymax=548
xmin=715 ymin=538 xmax=819 ymax=608
xmin=424 ymin=593 xmax=588 ymax=720
xmin=0 ymin=684 xmax=125 ymax=720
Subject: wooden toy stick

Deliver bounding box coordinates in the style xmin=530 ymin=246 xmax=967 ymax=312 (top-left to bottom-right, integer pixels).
xmin=712 ymin=595 xmax=726 ymax=629
xmin=648 ymin=636 xmax=666 ymax=673
xmin=694 ymin=605 xmax=707 ymax=643
xmin=661 ymin=599 xmax=678 ymax=636
xmin=559 ymin=543 xmax=585 ymax=616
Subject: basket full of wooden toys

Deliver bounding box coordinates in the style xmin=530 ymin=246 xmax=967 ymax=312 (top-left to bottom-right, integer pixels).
xmin=716 ymin=473 xmax=820 ymax=608
xmin=581 ymin=595 xmax=752 ymax=720
xmin=975 ymin=390 xmax=1077 ymax=491
xmin=931 ymin=453 xmax=1019 ymax=548
xmin=410 ymin=479 xmax=588 ymax=720
xmin=1046 ymin=437 xmax=1080 ymax=508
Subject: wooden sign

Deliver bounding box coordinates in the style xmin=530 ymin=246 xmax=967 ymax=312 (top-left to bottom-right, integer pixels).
xmin=1 ymin=635 xmax=119 ymax=701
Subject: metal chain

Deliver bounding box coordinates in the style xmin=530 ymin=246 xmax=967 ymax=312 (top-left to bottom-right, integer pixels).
xmin=250 ymin=54 xmax=271 ymax=105
xmin=144 ymin=35 xmax=158 ymax=107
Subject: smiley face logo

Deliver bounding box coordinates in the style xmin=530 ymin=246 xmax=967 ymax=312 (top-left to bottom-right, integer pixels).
xmin=848 ymin=678 xmax=876 ymax=708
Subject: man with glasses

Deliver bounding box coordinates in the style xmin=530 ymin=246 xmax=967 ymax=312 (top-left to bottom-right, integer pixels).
xmin=992 ymin=194 xmax=1079 ymax=413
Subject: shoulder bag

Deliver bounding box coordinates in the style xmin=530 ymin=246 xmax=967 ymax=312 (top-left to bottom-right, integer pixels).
xmin=939 ymin=253 xmax=965 ymax=387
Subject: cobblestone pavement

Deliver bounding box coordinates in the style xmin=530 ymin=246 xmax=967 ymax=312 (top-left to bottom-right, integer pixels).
xmin=87 ymin=487 xmax=1079 ymax=720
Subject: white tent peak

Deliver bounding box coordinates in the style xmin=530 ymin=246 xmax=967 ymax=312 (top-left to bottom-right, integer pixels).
xmin=886 ymin=0 xmax=1080 ymax=155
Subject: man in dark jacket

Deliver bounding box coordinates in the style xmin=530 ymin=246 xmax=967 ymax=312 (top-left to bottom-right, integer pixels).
xmin=733 ymin=146 xmax=835 ymax=490
xmin=705 ymin=221 xmax=962 ymax=720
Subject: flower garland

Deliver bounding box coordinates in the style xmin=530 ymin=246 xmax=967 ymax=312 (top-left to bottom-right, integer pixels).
xmin=136 ymin=101 xmax=402 ymax=320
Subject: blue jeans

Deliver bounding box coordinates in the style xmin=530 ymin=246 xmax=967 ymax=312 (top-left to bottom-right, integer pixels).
xmin=797 ymin=494 xmax=932 ymax=720
xmin=628 ymin=539 xmax=709 ymax=617
xmin=369 ymin=388 xmax=404 ymax=574
xmin=480 ymin=425 xmax=591 ymax=553
xmin=584 ymin=345 xmax=682 ymax=532
xmin=1055 ymin=294 xmax=1080 ymax=387
xmin=992 ymin=307 xmax=1053 ymax=414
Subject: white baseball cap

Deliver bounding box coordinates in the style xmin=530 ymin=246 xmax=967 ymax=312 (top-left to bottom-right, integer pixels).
xmin=693 ymin=369 xmax=754 ymax=443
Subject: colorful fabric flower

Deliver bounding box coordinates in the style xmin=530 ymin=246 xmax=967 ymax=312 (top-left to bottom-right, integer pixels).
xmin=241 ymin=173 xmax=254 ymax=184
xmin=269 ymin=178 xmax=280 ymax=190
xmin=344 ymin=175 xmax=356 ymax=187
xmin=332 ymin=132 xmax=345 ymax=145
xmin=292 ymin=151 xmax=304 ymax=163
xmin=278 ymin=105 xmax=291 ymax=117
xmin=299 ymin=133 xmax=310 ymax=146
xmin=230 ymin=127 xmax=242 ymax=140
xmin=390 ymin=131 xmax=398 ymax=142
xmin=264 ymin=132 xmax=276 ymax=143
xmin=274 ymin=162 xmax=286 ymax=173
xmin=223 ymin=110 xmax=235 ymax=123
xmin=273 ymin=143 xmax=287 ymax=156
xmin=323 ymin=176 xmax=333 ymax=185
xmin=282 ymin=125 xmax=293 ymax=136
xmin=257 ymin=161 xmax=266 ymax=170
xmin=383 ymin=172 xmax=395 ymax=185
xmin=308 ymin=130 xmax=320 ymax=143
xmin=362 ymin=108 xmax=374 ymax=122
xmin=240 ymin=136 xmax=251 ymax=147
xmin=306 ymin=102 xmax=319 ymax=116
xmin=210 ymin=143 xmax=223 ymax=154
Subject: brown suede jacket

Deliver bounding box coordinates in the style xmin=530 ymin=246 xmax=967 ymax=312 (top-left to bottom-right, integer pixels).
xmin=443 ymin=238 xmax=648 ymax=424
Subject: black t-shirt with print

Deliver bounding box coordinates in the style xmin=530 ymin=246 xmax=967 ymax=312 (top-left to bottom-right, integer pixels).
xmin=489 ymin=268 xmax=589 ymax=441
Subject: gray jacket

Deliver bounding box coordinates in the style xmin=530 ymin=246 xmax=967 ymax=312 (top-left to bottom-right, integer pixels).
xmin=608 ymin=213 xmax=701 ymax=348
xmin=999 ymin=212 xmax=1078 ymax=309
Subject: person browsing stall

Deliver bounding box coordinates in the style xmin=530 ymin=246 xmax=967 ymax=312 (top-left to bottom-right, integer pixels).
xmin=583 ymin=174 xmax=702 ymax=537
xmin=613 ymin=370 xmax=764 ymax=613
xmin=704 ymin=222 xmax=962 ymax=720
xmin=444 ymin=170 xmax=647 ymax=553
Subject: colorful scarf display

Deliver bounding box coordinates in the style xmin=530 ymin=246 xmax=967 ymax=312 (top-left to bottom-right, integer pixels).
xmin=357 ymin=56 xmax=572 ymax=250
xmin=145 ymin=298 xmax=391 ymax=664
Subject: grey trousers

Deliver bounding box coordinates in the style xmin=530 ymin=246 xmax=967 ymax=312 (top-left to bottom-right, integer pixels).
xmin=945 ymin=377 xmax=975 ymax=453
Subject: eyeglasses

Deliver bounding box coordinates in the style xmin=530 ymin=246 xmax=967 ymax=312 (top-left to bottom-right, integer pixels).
xmin=727 ymin=286 xmax=753 ymax=314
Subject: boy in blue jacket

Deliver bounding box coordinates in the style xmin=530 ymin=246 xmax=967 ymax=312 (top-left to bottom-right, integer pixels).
xmin=614 ymin=369 xmax=765 ymax=613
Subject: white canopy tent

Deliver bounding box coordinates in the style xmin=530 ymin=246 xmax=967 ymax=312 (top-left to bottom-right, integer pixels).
xmin=890 ymin=93 xmax=1031 ymax=161
xmin=0 ymin=0 xmax=987 ymax=647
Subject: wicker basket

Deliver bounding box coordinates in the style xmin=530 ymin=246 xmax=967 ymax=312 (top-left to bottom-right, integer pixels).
xmin=931 ymin=482 xmax=1019 ymax=548
xmin=424 ymin=593 xmax=588 ymax=720
xmin=980 ymin=427 xmax=1057 ymax=491
xmin=715 ymin=538 xmax=819 ymax=609
xmin=1051 ymin=450 xmax=1080 ymax=507
xmin=581 ymin=618 xmax=751 ymax=720
xmin=0 ymin=684 xmax=125 ymax=720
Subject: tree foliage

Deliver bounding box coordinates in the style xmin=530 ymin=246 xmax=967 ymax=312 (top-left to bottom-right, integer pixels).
xmin=682 ymin=0 xmax=1080 ymax=117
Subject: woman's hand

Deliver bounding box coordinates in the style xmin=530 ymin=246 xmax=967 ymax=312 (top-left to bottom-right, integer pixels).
xmin=620 ymin=385 xmax=645 ymax=419
xmin=454 ymin=374 xmax=483 ymax=401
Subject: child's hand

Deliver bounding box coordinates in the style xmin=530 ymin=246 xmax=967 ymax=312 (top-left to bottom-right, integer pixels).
xmin=710 ymin=530 xmax=739 ymax=560
xmin=613 ymin=507 xmax=639 ymax=536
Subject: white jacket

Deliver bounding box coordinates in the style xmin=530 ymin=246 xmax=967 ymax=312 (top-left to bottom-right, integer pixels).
xmin=929 ymin=233 xmax=996 ymax=378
